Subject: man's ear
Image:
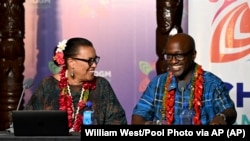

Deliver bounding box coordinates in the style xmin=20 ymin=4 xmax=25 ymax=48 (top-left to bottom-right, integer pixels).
xmin=192 ymin=50 xmax=197 ymax=60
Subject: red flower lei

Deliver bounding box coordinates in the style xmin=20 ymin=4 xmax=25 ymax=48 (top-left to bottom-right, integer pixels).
xmin=58 ymin=66 xmax=96 ymax=132
xmin=162 ymin=64 xmax=204 ymax=125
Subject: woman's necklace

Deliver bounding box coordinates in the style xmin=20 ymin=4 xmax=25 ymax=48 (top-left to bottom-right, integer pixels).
xmin=67 ymin=84 xmax=85 ymax=132
xmin=162 ymin=64 xmax=204 ymax=125
xmin=58 ymin=66 xmax=96 ymax=132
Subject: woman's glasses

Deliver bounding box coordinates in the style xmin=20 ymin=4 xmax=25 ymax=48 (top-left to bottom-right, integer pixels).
xmin=72 ymin=56 xmax=100 ymax=66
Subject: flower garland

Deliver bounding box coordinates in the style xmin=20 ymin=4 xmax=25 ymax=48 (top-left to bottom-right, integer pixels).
xmin=54 ymin=39 xmax=96 ymax=132
xmin=58 ymin=67 xmax=96 ymax=132
xmin=162 ymin=64 xmax=204 ymax=125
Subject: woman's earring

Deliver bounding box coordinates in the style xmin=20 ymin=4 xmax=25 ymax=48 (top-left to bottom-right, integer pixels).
xmin=71 ymin=69 xmax=74 ymax=78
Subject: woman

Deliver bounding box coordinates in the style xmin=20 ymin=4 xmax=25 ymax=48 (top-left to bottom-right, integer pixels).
xmin=25 ymin=37 xmax=127 ymax=132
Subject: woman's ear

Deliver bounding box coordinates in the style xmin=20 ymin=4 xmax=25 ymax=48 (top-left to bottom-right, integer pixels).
xmin=67 ymin=58 xmax=75 ymax=68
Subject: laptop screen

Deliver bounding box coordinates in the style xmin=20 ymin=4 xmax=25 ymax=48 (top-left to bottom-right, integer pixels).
xmin=12 ymin=110 xmax=70 ymax=136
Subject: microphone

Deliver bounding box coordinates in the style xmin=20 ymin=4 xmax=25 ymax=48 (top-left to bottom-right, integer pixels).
xmin=6 ymin=78 xmax=33 ymax=133
xmin=16 ymin=78 xmax=34 ymax=111
xmin=178 ymin=81 xmax=187 ymax=109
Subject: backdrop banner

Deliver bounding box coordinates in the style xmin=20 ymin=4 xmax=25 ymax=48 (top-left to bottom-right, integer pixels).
xmin=189 ymin=0 xmax=250 ymax=124
xmin=24 ymin=0 xmax=165 ymax=124
xmin=23 ymin=0 xmax=250 ymax=125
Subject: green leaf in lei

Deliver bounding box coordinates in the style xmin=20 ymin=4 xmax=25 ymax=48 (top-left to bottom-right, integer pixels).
xmin=48 ymin=60 xmax=62 ymax=74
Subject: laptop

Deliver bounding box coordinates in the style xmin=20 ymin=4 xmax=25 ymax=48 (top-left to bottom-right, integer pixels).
xmin=12 ymin=110 xmax=70 ymax=136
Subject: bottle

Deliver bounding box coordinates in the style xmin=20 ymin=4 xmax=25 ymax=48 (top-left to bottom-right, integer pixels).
xmin=83 ymin=101 xmax=94 ymax=125
xmin=180 ymin=102 xmax=193 ymax=125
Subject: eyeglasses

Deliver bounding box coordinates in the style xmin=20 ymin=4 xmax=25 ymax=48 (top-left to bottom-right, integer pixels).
xmin=71 ymin=56 xmax=100 ymax=66
xmin=164 ymin=50 xmax=193 ymax=61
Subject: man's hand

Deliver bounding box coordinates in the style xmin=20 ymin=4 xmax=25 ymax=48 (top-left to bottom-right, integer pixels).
xmin=209 ymin=114 xmax=227 ymax=125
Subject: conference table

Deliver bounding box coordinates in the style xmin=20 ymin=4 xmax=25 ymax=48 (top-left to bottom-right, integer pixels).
xmin=0 ymin=131 xmax=80 ymax=141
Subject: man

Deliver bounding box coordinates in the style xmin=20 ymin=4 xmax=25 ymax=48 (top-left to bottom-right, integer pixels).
xmin=132 ymin=33 xmax=237 ymax=125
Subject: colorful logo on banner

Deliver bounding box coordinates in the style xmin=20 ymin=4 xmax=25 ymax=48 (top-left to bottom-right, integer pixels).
xmin=210 ymin=0 xmax=250 ymax=63
xmin=138 ymin=61 xmax=156 ymax=93
xmin=208 ymin=0 xmax=250 ymax=124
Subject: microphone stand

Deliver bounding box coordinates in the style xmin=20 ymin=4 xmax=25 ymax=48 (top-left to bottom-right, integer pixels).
xmin=178 ymin=80 xmax=187 ymax=109
xmin=181 ymin=87 xmax=184 ymax=109
xmin=16 ymin=88 xmax=25 ymax=111
xmin=5 ymin=78 xmax=33 ymax=133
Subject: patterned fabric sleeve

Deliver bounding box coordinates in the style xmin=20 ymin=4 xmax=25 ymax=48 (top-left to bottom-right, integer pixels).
xmin=24 ymin=76 xmax=60 ymax=110
xmin=202 ymin=71 xmax=236 ymax=124
xmin=89 ymin=77 xmax=127 ymax=125
xmin=132 ymin=74 xmax=167 ymax=121
xmin=213 ymin=81 xmax=235 ymax=113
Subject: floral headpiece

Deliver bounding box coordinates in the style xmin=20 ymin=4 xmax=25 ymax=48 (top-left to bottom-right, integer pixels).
xmin=53 ymin=39 xmax=67 ymax=65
